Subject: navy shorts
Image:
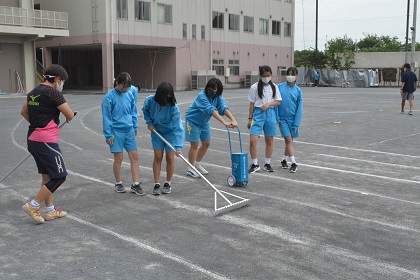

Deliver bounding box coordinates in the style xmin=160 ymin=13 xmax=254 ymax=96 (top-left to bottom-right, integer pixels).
xmin=28 ymin=140 xmax=68 ymax=179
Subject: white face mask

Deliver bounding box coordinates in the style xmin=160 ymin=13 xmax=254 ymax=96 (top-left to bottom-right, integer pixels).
xmin=56 ymin=81 xmax=64 ymax=92
xmin=261 ymin=77 xmax=271 ymax=84
xmin=286 ymin=75 xmax=296 ymax=83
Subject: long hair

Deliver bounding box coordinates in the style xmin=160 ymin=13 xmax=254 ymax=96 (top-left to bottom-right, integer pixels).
xmin=205 ymin=78 xmax=223 ymax=98
xmin=154 ymin=82 xmax=176 ymax=106
xmin=43 ymin=64 xmax=68 ymax=83
xmin=257 ymin=65 xmax=276 ymax=99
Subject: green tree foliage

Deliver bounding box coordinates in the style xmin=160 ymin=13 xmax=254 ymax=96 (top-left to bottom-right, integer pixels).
xmin=357 ymin=34 xmax=403 ymax=52
xmin=294 ymin=49 xmax=327 ymax=69
xmin=324 ymin=36 xmax=356 ymax=70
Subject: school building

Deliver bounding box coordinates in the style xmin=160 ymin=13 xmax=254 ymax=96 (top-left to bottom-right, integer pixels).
xmin=1 ymin=0 xmax=295 ymax=93
xmin=0 ymin=0 xmax=69 ymax=94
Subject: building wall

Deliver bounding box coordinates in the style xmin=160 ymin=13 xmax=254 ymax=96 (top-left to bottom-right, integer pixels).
xmin=0 ymin=43 xmax=22 ymax=93
xmin=35 ymin=0 xmax=294 ymax=91
xmin=353 ymin=52 xmax=420 ymax=69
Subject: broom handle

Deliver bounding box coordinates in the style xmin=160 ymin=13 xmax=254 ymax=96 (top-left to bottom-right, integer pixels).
xmin=152 ymin=129 xmax=232 ymax=204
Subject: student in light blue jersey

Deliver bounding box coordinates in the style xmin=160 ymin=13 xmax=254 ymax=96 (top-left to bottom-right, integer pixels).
xmin=277 ymin=67 xmax=303 ymax=173
xmin=185 ymin=78 xmax=238 ymax=177
xmin=247 ymin=65 xmax=281 ymax=174
xmin=102 ymin=72 xmax=144 ymax=195
xmin=142 ymin=82 xmax=184 ymax=195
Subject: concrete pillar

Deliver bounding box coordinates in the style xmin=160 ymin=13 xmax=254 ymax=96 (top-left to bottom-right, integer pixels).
xmin=22 ymin=40 xmax=36 ymax=91
xmin=102 ymin=40 xmax=114 ymax=93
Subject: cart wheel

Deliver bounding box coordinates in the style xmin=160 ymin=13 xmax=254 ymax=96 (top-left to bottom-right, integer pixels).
xmin=227 ymin=175 xmax=236 ymax=187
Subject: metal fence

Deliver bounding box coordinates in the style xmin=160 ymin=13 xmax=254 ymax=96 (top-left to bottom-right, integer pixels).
xmin=0 ymin=6 xmax=68 ymax=29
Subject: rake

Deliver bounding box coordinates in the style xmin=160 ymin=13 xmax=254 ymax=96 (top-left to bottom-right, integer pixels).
xmin=0 ymin=112 xmax=78 ymax=184
xmin=152 ymin=129 xmax=250 ymax=216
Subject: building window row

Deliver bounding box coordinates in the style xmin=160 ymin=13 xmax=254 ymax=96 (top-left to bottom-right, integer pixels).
xmin=118 ymin=2 xmax=291 ymax=38
xmin=214 ymin=12 xmax=292 ymax=37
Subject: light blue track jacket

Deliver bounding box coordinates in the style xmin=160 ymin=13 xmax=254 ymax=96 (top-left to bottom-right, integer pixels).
xmin=185 ymin=90 xmax=229 ymax=126
xmin=142 ymin=95 xmax=184 ymax=150
xmin=277 ymin=82 xmax=303 ymax=128
xmin=102 ymin=88 xmax=138 ymax=140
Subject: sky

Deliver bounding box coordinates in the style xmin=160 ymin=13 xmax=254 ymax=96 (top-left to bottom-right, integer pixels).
xmin=294 ymin=0 xmax=419 ymax=51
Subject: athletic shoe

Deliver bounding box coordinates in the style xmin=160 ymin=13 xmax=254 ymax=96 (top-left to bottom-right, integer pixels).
xmin=44 ymin=207 xmax=67 ymax=221
xmin=195 ymin=164 xmax=209 ymax=175
xmin=187 ymin=168 xmax=200 ymax=178
xmin=263 ymin=163 xmax=274 ymax=172
xmin=131 ymin=183 xmax=145 ymax=196
xmin=400 ymin=110 xmax=405 ymax=114
xmin=114 ymin=183 xmax=126 ymax=193
xmin=289 ymin=163 xmax=298 ymax=173
xmin=281 ymin=160 xmax=289 ymax=169
xmin=162 ymin=183 xmax=171 ymax=194
xmin=22 ymin=203 xmax=44 ymax=223
xmin=152 ymin=184 xmax=161 ymax=195
xmin=248 ymin=164 xmax=260 ymax=173
xmin=409 ymin=111 xmax=413 ymax=115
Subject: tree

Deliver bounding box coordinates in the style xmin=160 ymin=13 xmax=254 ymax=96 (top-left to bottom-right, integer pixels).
xmin=324 ymin=35 xmax=356 ymax=70
xmin=357 ymin=34 xmax=403 ymax=52
xmin=294 ymin=49 xmax=327 ymax=69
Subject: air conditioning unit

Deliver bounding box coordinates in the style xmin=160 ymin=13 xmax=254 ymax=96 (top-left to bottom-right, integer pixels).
xmin=244 ymin=71 xmax=259 ymax=87
xmin=191 ymin=70 xmax=216 ymax=89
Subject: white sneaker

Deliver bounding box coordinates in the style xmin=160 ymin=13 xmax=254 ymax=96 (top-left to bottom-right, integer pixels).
xmin=187 ymin=168 xmax=200 ymax=178
xmin=195 ymin=164 xmax=209 ymax=175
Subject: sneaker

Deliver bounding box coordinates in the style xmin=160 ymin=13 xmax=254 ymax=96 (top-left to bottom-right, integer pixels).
xmin=400 ymin=110 xmax=405 ymax=114
xmin=153 ymin=184 xmax=161 ymax=195
xmin=289 ymin=163 xmax=298 ymax=173
xmin=409 ymin=111 xmax=413 ymax=115
xmin=162 ymin=183 xmax=171 ymax=194
xmin=195 ymin=164 xmax=209 ymax=175
xmin=44 ymin=207 xmax=67 ymax=221
xmin=186 ymin=168 xmax=200 ymax=178
xmin=114 ymin=183 xmax=126 ymax=193
xmin=263 ymin=163 xmax=274 ymax=172
xmin=22 ymin=203 xmax=44 ymax=223
xmin=131 ymin=183 xmax=145 ymax=196
xmin=281 ymin=160 xmax=289 ymax=169
xmin=248 ymin=164 xmax=260 ymax=173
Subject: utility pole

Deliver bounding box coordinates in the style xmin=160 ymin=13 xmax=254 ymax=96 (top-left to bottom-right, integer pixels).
xmin=411 ymin=0 xmax=417 ymax=69
xmin=315 ymin=0 xmax=318 ymax=51
xmin=405 ymin=0 xmax=411 ymax=63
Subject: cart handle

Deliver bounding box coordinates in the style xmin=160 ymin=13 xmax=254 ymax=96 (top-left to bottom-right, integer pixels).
xmin=226 ymin=126 xmax=243 ymax=155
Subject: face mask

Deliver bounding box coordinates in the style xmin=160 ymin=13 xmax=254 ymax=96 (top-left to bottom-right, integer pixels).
xmin=206 ymin=88 xmax=217 ymax=98
xmin=56 ymin=81 xmax=64 ymax=92
xmin=286 ymin=75 xmax=296 ymax=83
xmin=118 ymin=87 xmax=129 ymax=93
xmin=261 ymin=77 xmax=271 ymax=84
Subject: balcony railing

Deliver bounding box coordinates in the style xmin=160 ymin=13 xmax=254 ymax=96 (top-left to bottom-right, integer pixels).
xmin=0 ymin=6 xmax=68 ymax=29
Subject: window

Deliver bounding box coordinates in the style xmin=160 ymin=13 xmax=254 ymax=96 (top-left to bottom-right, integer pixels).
xmin=183 ymin=23 xmax=187 ymax=39
xmin=272 ymin=20 xmax=281 ymax=36
xmin=259 ymin=18 xmax=268 ymax=35
xmin=278 ymin=66 xmax=287 ymax=77
xmin=135 ymin=1 xmax=150 ymax=21
xmin=229 ymin=14 xmax=239 ymax=31
xmin=212 ymin=59 xmax=224 ymax=76
xmin=229 ymin=60 xmax=239 ymax=76
xmin=192 ymin=24 xmax=196 ymax=39
xmin=285 ymin=0 xmax=293 ymax=3
xmin=157 ymin=3 xmax=172 ymax=24
xmin=201 ymin=25 xmax=205 ymax=40
xmin=117 ymin=0 xmax=128 ymax=19
xmin=284 ymin=22 xmax=292 ymax=37
xmin=212 ymin=11 xmax=224 ymax=29
xmin=244 ymin=16 xmax=254 ymax=33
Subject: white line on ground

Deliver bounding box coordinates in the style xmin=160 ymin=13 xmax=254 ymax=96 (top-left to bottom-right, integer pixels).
xmin=317 ymin=154 xmax=420 ymax=170
xmin=297 ymin=162 xmax=420 ymax=186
